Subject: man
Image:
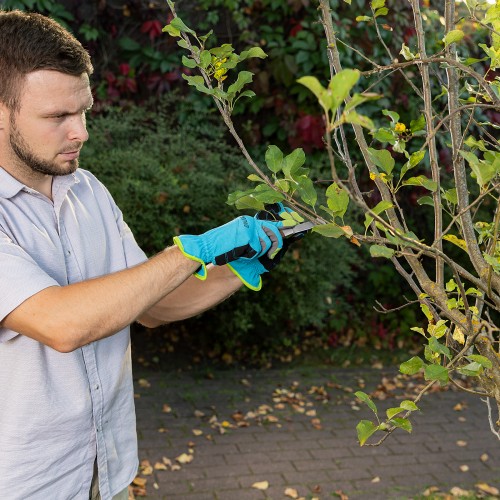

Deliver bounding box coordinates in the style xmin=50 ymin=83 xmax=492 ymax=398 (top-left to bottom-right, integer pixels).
xmin=0 ymin=10 xmax=285 ymax=499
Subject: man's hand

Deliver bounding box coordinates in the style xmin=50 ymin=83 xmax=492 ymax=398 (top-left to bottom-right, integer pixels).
xmin=173 ymin=215 xmax=283 ymax=280
xmin=227 ymin=203 xmax=308 ymax=291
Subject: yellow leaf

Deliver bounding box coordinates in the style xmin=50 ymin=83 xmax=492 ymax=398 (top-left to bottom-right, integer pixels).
xmin=452 ymin=327 xmax=465 ymax=345
xmin=456 ymin=440 xmax=467 ymax=447
xmin=154 ymin=462 xmax=167 ymax=470
xmin=476 ymin=483 xmax=499 ymax=495
xmin=284 ymin=487 xmax=299 ymax=498
xmin=132 ymin=477 xmax=147 ymax=487
xmin=192 ymin=429 xmax=203 ymax=436
xmin=459 ymin=464 xmax=469 ymax=472
xmin=176 ymin=453 xmax=194 ymax=464
xmin=443 ymin=234 xmax=467 ymax=251
xmin=252 ymin=481 xmax=269 ymax=490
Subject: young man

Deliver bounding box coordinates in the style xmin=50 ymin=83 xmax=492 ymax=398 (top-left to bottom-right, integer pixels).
xmin=0 ymin=10 xmax=284 ymax=499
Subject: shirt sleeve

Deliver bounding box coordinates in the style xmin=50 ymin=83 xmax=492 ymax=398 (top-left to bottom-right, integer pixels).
xmin=0 ymin=230 xmax=60 ymax=343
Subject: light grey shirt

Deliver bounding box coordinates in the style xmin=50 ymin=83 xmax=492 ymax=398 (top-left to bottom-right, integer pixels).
xmin=0 ymin=167 xmax=148 ymax=499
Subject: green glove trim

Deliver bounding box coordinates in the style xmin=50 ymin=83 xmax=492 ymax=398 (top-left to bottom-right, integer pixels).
xmin=173 ymin=236 xmax=207 ymax=280
xmin=227 ymin=262 xmax=262 ymax=292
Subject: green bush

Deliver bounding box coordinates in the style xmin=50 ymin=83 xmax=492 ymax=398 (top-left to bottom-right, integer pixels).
xmin=82 ymin=94 xmax=366 ymax=364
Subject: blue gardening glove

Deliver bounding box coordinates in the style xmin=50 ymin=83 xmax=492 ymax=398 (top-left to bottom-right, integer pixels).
xmin=173 ymin=215 xmax=283 ymax=280
xmin=227 ymin=203 xmax=308 ymax=291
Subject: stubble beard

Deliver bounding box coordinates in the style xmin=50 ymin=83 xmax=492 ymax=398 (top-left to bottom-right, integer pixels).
xmin=9 ymin=118 xmax=79 ymax=177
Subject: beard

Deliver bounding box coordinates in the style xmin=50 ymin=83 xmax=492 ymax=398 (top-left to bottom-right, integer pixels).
xmin=9 ymin=118 xmax=80 ymax=177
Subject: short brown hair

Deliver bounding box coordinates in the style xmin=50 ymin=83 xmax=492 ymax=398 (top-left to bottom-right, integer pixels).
xmin=0 ymin=10 xmax=93 ymax=110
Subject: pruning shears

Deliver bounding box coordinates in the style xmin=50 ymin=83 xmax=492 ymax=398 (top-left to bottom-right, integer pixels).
xmin=280 ymin=221 xmax=316 ymax=238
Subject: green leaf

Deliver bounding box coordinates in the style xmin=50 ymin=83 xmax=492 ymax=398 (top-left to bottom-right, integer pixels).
xmin=370 ymin=245 xmax=395 ymax=259
xmin=238 ymin=46 xmax=267 ymax=61
xmin=443 ymin=188 xmax=458 ymax=204
xmin=371 ymin=0 xmax=385 ymax=9
xmin=275 ymin=179 xmax=290 ymax=192
xmin=356 ymin=15 xmax=372 ymax=22
xmin=417 ymin=196 xmax=434 ymax=207
xmin=247 ymin=174 xmax=264 ymax=183
xmin=443 ymin=29 xmax=465 ymax=47
xmin=162 ymin=24 xmax=181 ymax=37
xmin=253 ymin=184 xmax=285 ymax=204
xmin=283 ymin=148 xmax=306 ymax=177
xmin=390 ymin=417 xmax=412 ymax=433
xmin=466 ymin=354 xmax=492 ymax=369
xmin=458 ymin=361 xmax=483 ymax=377
xmin=364 ymin=200 xmax=393 ymax=229
xmin=356 ymin=420 xmax=379 ymax=446
xmin=424 ymin=364 xmax=449 ymax=385
xmin=355 ymin=391 xmax=378 ymax=414
xmin=312 ymin=223 xmax=346 ymax=238
xmin=181 ymin=55 xmax=197 ymax=69
xmin=296 ymin=176 xmax=317 ymax=208
xmin=410 ymin=114 xmax=426 ymax=133
xmin=400 ymin=356 xmax=424 ymax=375
xmin=265 ymin=145 xmax=284 ymax=173
xmin=386 ymin=407 xmax=404 ymax=419
xmin=402 ymin=176 xmax=438 ymax=192
xmin=170 ymin=17 xmax=195 ymax=35
xmin=119 ymin=37 xmax=141 ymax=51
xmin=373 ymin=128 xmax=396 ymax=144
xmin=344 ymin=111 xmax=374 ymax=130
xmin=367 ymin=148 xmax=395 ymax=175
xmin=374 ymin=7 xmax=389 ymax=17
xmin=329 ymin=69 xmax=360 ymax=113
xmin=400 ymin=43 xmax=417 ymax=61
xmin=443 ymin=234 xmax=467 ymax=251
xmin=199 ymin=50 xmax=212 ymax=69
xmin=400 ymin=400 xmax=419 ymax=412
xmin=227 ymin=71 xmax=254 ymax=96
xmin=297 ymin=76 xmax=332 ymax=114
xmin=326 ymin=183 xmax=349 ymax=219
xmin=344 ymin=92 xmax=381 ymax=113
xmin=401 ymin=150 xmax=426 ymax=178
xmin=182 ymin=75 xmax=214 ymax=95
xmin=227 ymin=190 xmax=264 ymax=211
xmin=382 ymin=110 xmax=400 ymax=123
xmin=428 ymin=336 xmax=451 ymax=359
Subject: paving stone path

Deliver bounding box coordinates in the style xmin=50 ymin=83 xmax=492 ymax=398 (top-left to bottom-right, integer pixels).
xmin=133 ymin=365 xmax=500 ymax=499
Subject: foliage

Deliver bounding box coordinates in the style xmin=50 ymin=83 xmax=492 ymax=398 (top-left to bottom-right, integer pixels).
xmin=82 ymin=94 xmax=365 ymax=364
xmin=163 ymin=0 xmax=500 ymax=443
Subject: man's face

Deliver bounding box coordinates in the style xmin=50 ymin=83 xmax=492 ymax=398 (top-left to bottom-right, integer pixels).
xmin=5 ymin=70 xmax=93 ymax=177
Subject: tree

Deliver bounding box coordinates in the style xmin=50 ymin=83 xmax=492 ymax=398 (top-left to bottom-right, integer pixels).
xmin=164 ymin=0 xmax=500 ymax=444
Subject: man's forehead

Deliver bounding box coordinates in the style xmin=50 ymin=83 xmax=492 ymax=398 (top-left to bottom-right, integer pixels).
xmin=21 ymin=70 xmax=93 ymax=110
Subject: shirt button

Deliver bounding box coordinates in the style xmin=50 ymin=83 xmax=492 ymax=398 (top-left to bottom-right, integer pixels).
xmin=95 ymin=385 xmax=99 ymax=390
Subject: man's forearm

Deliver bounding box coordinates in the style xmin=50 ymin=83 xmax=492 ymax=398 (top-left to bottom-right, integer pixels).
xmin=1 ymin=246 xmax=200 ymax=351
xmin=138 ymin=264 xmax=242 ymax=327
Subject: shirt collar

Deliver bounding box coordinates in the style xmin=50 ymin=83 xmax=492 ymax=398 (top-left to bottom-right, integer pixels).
xmin=0 ymin=166 xmax=79 ymax=200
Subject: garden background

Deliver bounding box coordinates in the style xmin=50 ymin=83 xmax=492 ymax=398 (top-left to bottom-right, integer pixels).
xmin=3 ymin=0 xmax=493 ymax=369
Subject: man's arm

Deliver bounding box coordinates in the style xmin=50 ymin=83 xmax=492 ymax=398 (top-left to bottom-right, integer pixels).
xmin=137 ymin=264 xmax=242 ymax=328
xmin=1 ymin=246 xmax=201 ymax=352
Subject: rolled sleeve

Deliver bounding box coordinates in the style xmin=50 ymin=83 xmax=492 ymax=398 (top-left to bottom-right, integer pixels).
xmin=0 ymin=231 xmax=59 ymax=342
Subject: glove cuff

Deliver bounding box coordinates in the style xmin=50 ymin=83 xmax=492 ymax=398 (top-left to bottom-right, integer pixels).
xmin=227 ymin=261 xmax=263 ymax=292
xmin=173 ymin=236 xmax=207 ymax=280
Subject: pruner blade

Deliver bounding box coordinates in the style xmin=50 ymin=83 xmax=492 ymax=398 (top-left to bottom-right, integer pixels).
xmin=280 ymin=221 xmax=316 ymax=238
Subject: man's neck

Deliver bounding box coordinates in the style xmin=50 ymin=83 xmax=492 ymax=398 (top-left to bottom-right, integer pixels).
xmin=1 ymin=161 xmax=53 ymax=199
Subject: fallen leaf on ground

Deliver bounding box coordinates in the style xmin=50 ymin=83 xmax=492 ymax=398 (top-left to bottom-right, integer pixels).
xmin=252 ymin=481 xmax=269 ymax=490
xmin=154 ymin=462 xmax=167 ymax=470
xmin=480 ymin=453 xmax=489 ymax=462
xmin=456 ymin=440 xmax=467 ymax=447
xmin=371 ymin=476 xmax=381 ymax=483
xmin=333 ymin=490 xmax=349 ymax=500
xmin=422 ymin=486 xmax=440 ymax=496
xmin=132 ymin=477 xmax=147 ymax=487
xmin=284 ymin=487 xmax=299 ymax=498
xmin=450 ymin=486 xmax=471 ymax=496
xmin=192 ymin=429 xmax=203 ymax=436
xmin=453 ymin=402 xmax=467 ymax=411
xmin=138 ymin=378 xmax=150 ymax=388
xmin=176 ymin=453 xmax=194 ymax=464
xmin=476 ymin=482 xmax=500 ymax=495
xmin=459 ymin=464 xmax=469 ymax=472
xmin=162 ymin=404 xmax=172 ymax=413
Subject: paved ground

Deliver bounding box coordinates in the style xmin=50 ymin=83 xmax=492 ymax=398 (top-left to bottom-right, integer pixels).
xmin=132 ymin=365 xmax=500 ymax=499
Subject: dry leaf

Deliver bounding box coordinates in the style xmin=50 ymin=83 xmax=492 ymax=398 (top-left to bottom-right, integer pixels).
xmin=480 ymin=453 xmax=489 ymax=462
xmin=334 ymin=490 xmax=349 ymax=500
xmin=476 ymin=482 xmax=500 ymax=495
xmin=306 ymin=410 xmax=317 ymax=417
xmin=176 ymin=453 xmax=194 ymax=464
xmin=154 ymin=462 xmax=167 ymax=470
xmin=162 ymin=457 xmax=172 ymax=467
xmin=240 ymin=378 xmax=251 ymax=387
xmin=456 ymin=440 xmax=467 ymax=447
xmin=422 ymin=486 xmax=440 ymax=496
xmin=371 ymin=476 xmax=381 ymax=483
xmin=252 ymin=481 xmax=269 ymax=490
xmin=450 ymin=487 xmax=470 ymax=496
xmin=132 ymin=477 xmax=147 ymax=487
xmin=162 ymin=404 xmax=172 ymax=413
xmin=284 ymin=487 xmax=299 ymax=498
xmin=138 ymin=378 xmax=150 ymax=388
xmin=192 ymin=429 xmax=203 ymax=436
xmin=459 ymin=464 xmax=469 ymax=472
xmin=194 ymin=410 xmax=205 ymax=418
xmin=453 ymin=402 xmax=467 ymax=411
xmin=141 ymin=465 xmax=153 ymax=475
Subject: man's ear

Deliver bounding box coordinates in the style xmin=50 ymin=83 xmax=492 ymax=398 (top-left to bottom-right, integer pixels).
xmin=0 ymin=104 xmax=7 ymax=130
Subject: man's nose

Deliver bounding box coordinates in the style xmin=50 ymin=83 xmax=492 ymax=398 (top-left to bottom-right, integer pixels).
xmin=67 ymin=113 xmax=89 ymax=143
